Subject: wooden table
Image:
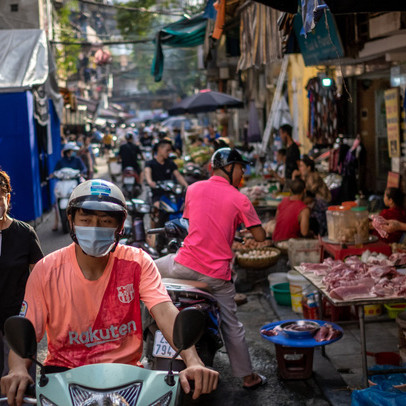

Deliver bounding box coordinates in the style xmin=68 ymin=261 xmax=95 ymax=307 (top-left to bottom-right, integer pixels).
xmin=295 ymin=266 xmax=405 ymax=387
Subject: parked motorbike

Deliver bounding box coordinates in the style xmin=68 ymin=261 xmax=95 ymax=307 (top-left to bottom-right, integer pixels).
xmin=1 ymin=309 xmax=206 ymax=406
xmin=144 ymin=280 xmax=223 ymax=372
xmin=53 ymin=168 xmax=82 ymax=233
xmin=122 ymin=166 xmax=142 ymax=200
xmin=144 ymin=219 xmax=223 ymax=371
xmin=150 ymin=181 xmax=185 ymax=255
xmin=120 ymin=198 xmax=159 ymax=260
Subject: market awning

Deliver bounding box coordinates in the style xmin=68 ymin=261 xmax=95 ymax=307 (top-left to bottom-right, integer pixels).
xmin=253 ymin=0 xmax=406 ymax=13
xmin=0 ymin=29 xmax=63 ymax=121
xmin=151 ymin=13 xmax=208 ymax=82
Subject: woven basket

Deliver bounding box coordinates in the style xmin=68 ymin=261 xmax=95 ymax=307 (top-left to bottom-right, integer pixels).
xmin=273 ymin=240 xmax=289 ymax=255
xmin=236 ymin=247 xmax=281 ymax=269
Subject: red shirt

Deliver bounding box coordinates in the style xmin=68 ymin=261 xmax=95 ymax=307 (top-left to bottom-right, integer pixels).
xmin=272 ymin=197 xmax=307 ymax=242
xmin=375 ymin=206 xmax=406 ymax=244
xmin=175 ymin=176 xmax=261 ymax=280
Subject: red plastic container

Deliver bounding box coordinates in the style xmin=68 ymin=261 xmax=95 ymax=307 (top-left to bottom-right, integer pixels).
xmin=322 ymin=298 xmax=352 ymax=322
xmin=367 ymin=351 xmax=401 ymax=366
xmin=302 ymin=302 xmax=319 ymax=320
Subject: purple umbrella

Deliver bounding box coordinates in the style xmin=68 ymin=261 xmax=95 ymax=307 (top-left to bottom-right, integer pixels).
xmin=168 ymin=89 xmax=244 ymax=115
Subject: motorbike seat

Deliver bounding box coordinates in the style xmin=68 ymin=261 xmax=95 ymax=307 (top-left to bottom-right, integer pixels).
xmin=162 ymin=277 xmax=212 ymax=292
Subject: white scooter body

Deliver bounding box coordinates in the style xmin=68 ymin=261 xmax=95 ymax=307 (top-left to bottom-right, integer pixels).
xmin=2 ymin=309 xmax=207 ymax=406
xmin=36 ymin=363 xmax=180 ymax=406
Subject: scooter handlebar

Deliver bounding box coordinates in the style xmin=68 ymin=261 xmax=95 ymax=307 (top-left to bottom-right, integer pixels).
xmin=147 ymin=228 xmax=165 ymax=235
xmin=0 ymin=384 xmax=36 ymax=404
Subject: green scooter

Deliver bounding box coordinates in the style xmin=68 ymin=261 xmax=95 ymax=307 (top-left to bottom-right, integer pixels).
xmin=1 ymin=308 xmax=206 ymax=406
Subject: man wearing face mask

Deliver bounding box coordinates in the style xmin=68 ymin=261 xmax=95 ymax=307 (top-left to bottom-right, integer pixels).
xmin=1 ymin=180 xmax=218 ymax=406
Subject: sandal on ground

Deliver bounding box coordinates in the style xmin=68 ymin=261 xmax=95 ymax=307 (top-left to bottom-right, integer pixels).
xmin=243 ymin=374 xmax=267 ymax=390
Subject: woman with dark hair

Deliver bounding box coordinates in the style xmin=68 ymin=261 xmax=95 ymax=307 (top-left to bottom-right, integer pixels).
xmin=0 ymin=170 xmax=43 ymax=377
xmin=292 ymin=155 xmax=331 ymax=235
xmin=294 ymin=155 xmax=331 ymax=202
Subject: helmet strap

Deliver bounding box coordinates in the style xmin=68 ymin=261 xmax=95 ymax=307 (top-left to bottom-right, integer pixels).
xmin=220 ymin=163 xmax=235 ymax=185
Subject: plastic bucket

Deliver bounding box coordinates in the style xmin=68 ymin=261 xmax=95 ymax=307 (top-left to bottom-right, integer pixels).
xmin=287 ymin=270 xmax=308 ymax=313
xmin=268 ymin=272 xmax=288 ymax=289
xmin=270 ymin=282 xmax=291 ymax=306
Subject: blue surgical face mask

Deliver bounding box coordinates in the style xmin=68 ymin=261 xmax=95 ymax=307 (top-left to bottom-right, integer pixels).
xmin=74 ymin=226 xmax=117 ymax=257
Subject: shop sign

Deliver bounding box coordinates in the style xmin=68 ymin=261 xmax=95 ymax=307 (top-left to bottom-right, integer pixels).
xmin=387 ymin=171 xmax=400 ymax=188
xmin=384 ymin=88 xmax=401 ymax=158
xmin=293 ymin=10 xmax=344 ymax=66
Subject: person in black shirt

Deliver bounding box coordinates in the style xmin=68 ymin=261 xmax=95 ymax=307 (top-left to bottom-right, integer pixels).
xmin=279 ymin=124 xmax=300 ymax=181
xmin=145 ymin=139 xmax=188 ymax=205
xmin=0 ymin=170 xmax=43 ymax=377
xmin=118 ymin=132 xmax=143 ymax=175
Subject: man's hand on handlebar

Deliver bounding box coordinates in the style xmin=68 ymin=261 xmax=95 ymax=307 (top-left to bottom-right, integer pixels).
xmin=179 ymin=365 xmax=219 ymax=400
xmin=1 ymin=368 xmax=33 ymax=406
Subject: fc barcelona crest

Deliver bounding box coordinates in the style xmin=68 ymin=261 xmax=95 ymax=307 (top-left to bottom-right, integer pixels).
xmin=117 ymin=284 xmax=135 ymax=304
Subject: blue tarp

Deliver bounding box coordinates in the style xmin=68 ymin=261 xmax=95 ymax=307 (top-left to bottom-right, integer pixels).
xmin=352 ymin=367 xmax=406 ymax=406
xmin=0 ymin=91 xmax=60 ymax=222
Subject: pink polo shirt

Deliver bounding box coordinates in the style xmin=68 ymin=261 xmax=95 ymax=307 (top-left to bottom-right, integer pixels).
xmin=175 ymin=176 xmax=261 ymax=280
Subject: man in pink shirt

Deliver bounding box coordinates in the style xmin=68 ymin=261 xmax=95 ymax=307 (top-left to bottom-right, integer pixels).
xmin=156 ymin=148 xmax=267 ymax=390
xmin=1 ymin=180 xmax=218 ymax=406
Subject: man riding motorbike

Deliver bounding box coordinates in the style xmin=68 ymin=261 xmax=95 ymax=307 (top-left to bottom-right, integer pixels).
xmin=144 ymin=139 xmax=188 ymax=205
xmin=0 ymin=179 xmax=218 ymax=406
xmin=118 ymin=132 xmax=143 ymax=179
xmin=145 ymin=139 xmax=188 ymax=252
xmin=156 ymin=148 xmax=268 ymax=390
xmin=52 ymin=142 xmax=87 ymax=232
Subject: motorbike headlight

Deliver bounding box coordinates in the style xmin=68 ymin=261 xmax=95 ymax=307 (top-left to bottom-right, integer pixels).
xmin=69 ymin=383 xmax=142 ymax=406
xmin=40 ymin=395 xmax=58 ymax=406
xmin=148 ymin=391 xmax=172 ymax=406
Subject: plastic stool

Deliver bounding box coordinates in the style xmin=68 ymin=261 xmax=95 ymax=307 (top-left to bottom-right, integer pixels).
xmin=275 ymin=344 xmax=314 ymax=379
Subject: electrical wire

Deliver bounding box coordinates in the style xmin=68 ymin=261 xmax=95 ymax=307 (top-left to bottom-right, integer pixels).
xmin=77 ymin=0 xmax=189 ymax=17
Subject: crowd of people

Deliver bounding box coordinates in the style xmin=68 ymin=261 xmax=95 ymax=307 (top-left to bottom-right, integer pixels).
xmin=0 ymin=126 xmax=265 ymax=404
xmin=2 ymin=118 xmax=406 ymax=405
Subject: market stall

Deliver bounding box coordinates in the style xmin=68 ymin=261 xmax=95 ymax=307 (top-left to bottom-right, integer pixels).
xmin=295 ymin=253 xmax=406 ymax=387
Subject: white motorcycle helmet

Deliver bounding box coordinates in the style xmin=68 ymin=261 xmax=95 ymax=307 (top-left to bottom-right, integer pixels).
xmin=67 ymin=179 xmax=127 ymax=247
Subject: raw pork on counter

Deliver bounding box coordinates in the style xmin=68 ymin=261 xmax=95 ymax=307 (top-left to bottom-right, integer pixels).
xmin=299 ymin=252 xmax=406 ymax=301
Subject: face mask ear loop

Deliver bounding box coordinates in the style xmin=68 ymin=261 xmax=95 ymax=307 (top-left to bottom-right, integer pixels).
xmin=111 ymin=224 xmax=125 ymax=253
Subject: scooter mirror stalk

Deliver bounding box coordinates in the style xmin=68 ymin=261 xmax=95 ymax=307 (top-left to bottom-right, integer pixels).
xmin=165 ymin=308 xmax=206 ymax=387
xmin=4 ymin=316 xmax=49 ymax=387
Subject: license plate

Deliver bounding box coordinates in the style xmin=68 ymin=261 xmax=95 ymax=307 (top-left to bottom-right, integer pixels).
xmin=152 ymin=331 xmax=182 ymax=359
xmin=124 ymin=177 xmax=136 ymax=185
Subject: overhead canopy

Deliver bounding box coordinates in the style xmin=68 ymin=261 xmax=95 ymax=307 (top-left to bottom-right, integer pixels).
xmin=151 ymin=13 xmax=207 ymax=82
xmin=168 ymin=89 xmax=244 ymax=115
xmin=0 ymin=29 xmax=63 ymax=120
xmin=253 ymin=0 xmax=406 ymax=13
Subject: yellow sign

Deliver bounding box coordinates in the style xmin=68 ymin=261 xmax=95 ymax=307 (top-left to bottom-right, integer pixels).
xmin=384 ymin=88 xmax=400 ymax=158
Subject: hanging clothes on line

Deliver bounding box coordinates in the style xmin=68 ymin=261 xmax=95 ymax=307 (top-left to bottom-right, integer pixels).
xmin=306 ymin=77 xmax=338 ymax=145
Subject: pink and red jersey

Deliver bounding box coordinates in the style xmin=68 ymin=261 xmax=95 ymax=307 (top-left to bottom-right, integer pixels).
xmin=21 ymin=243 xmax=170 ymax=369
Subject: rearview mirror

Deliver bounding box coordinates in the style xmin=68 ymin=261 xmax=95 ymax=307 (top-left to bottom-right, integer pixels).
xmin=173 ymin=308 xmax=206 ymax=352
xmin=4 ymin=316 xmax=37 ymax=359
